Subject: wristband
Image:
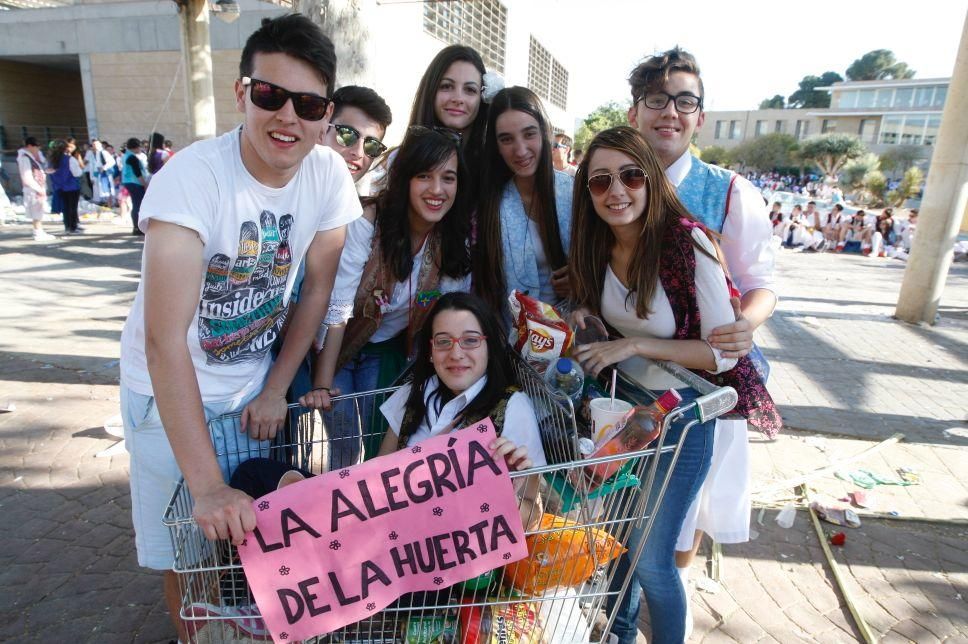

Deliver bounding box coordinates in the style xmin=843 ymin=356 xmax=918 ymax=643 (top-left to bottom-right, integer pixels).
xmin=310 ymin=386 xmax=331 ymax=394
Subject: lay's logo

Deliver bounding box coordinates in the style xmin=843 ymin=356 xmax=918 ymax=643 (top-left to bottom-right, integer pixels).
xmin=529 ymin=328 xmax=555 ymax=353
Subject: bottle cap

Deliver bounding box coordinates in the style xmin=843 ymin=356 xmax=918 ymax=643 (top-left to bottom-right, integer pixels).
xmin=578 ymin=437 xmax=595 ymax=456
xmin=656 ymin=389 xmax=683 ymax=412
xmin=556 ymin=358 xmax=572 ymax=374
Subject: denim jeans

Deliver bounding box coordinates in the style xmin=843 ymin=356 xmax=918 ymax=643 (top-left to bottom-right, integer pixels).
xmin=607 ymin=387 xmax=716 ymax=644
xmin=325 ymin=349 xmax=382 ymax=470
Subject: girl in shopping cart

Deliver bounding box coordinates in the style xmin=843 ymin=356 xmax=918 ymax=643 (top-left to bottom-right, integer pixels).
xmin=236 ymin=292 xmax=545 ymax=530
xmin=569 ymin=127 xmax=779 ymax=644
xmin=300 ymin=126 xmax=474 ymax=470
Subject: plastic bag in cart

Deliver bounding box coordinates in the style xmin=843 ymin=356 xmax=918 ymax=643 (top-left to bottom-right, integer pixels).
xmin=508 ymin=290 xmax=573 ymax=376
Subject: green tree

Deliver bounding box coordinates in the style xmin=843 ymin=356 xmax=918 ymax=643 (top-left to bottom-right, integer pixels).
xmin=730 ymin=133 xmax=798 ymax=171
xmin=799 ymin=133 xmax=866 ymax=181
xmin=574 ymin=101 xmax=630 ymax=153
xmin=787 ymin=72 xmax=843 ymax=108
xmin=864 ymin=170 xmax=888 ymax=206
xmin=879 ymin=145 xmax=922 ymax=174
xmin=700 ymin=145 xmax=732 ymax=167
xmin=841 ymin=153 xmax=880 ymax=191
xmin=758 ymin=95 xmax=785 ymax=109
xmin=887 ymin=166 xmax=924 ymax=206
xmin=846 ymin=49 xmax=915 ymax=81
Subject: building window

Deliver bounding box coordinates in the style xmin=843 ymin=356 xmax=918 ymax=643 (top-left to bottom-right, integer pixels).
xmin=838 ymin=90 xmax=858 ymax=109
xmin=795 ymin=120 xmax=809 ymax=139
xmin=775 ymin=120 xmax=785 ymax=134
xmin=856 ymin=89 xmax=876 ymax=108
xmin=424 ymin=0 xmax=507 ymax=73
xmin=527 ymin=35 xmax=568 ymax=110
xmin=728 ymin=120 xmax=741 ymax=139
xmin=933 ymin=86 xmax=947 ymax=108
xmin=893 ymin=87 xmax=913 ymax=109
xmin=875 ymin=88 xmax=893 ymax=108
xmin=879 ymin=115 xmax=903 ymax=145
xmin=858 ymin=118 xmax=877 ymax=144
xmin=550 ymin=59 xmax=568 ymax=110
xmin=755 ymin=120 xmax=767 ymax=136
xmin=914 ymin=86 xmax=935 ymax=108
xmin=822 ymin=119 xmax=837 ymax=133
xmin=901 ymin=115 xmax=926 ymax=145
xmin=715 ymin=120 xmax=725 ymax=139
xmin=924 ymin=116 xmax=942 ymax=145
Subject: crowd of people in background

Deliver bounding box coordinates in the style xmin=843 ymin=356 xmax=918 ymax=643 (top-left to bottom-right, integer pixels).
xmin=8 ymin=132 xmax=174 ymax=240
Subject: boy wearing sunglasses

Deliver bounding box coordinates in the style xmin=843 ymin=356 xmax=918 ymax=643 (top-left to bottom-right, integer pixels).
xmin=320 ymin=85 xmax=392 ymax=184
xmin=118 ymin=14 xmax=363 ymax=641
xmin=608 ymin=47 xmax=777 ymax=644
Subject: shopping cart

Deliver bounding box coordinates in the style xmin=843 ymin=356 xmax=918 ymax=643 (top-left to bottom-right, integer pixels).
xmin=163 ymin=352 xmax=736 ymax=643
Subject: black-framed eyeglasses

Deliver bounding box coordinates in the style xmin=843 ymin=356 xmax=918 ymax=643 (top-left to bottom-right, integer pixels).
xmin=637 ymin=91 xmax=703 ymax=114
xmin=408 ymin=125 xmax=462 ymax=145
xmin=330 ymin=124 xmax=387 ymax=159
xmin=241 ymin=76 xmax=332 ymax=121
xmin=587 ymin=167 xmax=648 ymax=196
xmin=431 ymin=333 xmax=487 ymax=351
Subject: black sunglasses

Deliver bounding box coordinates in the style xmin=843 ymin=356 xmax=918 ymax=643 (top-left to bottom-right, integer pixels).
xmin=241 ymin=77 xmax=332 ymax=121
xmin=330 ymin=123 xmax=387 ymax=159
xmin=587 ymin=167 xmax=648 ymax=196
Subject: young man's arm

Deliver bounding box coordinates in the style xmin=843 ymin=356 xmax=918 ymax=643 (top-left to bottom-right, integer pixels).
xmin=241 ymin=226 xmax=347 ymax=438
xmin=143 ymin=220 xmax=256 ymax=544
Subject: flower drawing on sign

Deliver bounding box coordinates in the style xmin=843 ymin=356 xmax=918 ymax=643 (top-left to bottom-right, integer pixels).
xmin=330 ymin=540 xmax=341 ymax=550
xmin=339 ymin=469 xmax=350 ymax=479
xmin=433 ymin=577 xmax=444 ymax=585
xmin=389 ymin=531 xmax=399 ymax=540
xmin=411 ymin=445 xmax=422 ymax=454
xmin=280 ymin=633 xmax=288 ymax=640
xmin=480 ymin=503 xmax=490 ymax=513
xmin=258 ymin=500 xmax=270 ymax=511
xmin=367 ymin=602 xmax=376 ymax=611
xmin=279 ymin=565 xmax=290 ymax=576
xmin=477 ymin=424 xmax=487 ymax=433
xmin=432 ymin=507 xmax=443 ymax=517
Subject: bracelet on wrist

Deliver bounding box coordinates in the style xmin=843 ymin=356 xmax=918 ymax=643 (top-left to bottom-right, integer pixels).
xmin=310 ymin=386 xmax=331 ymax=394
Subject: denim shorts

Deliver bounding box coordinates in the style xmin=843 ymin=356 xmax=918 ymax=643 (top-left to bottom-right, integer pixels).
xmin=121 ymin=385 xmax=268 ymax=570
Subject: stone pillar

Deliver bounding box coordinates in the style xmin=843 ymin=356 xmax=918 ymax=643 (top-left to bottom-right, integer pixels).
xmin=178 ymin=0 xmax=217 ymax=141
xmin=895 ymin=11 xmax=968 ymax=324
xmin=79 ymin=53 xmax=98 ymax=139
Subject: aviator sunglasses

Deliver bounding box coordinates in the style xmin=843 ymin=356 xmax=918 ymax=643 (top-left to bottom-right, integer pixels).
xmin=587 ymin=167 xmax=648 ymax=196
xmin=330 ymin=124 xmax=388 ymax=159
xmin=241 ymin=77 xmax=332 ymax=121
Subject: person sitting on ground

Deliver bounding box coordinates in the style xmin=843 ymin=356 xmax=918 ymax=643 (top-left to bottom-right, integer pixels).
xmin=822 ymin=203 xmax=846 ymax=249
xmin=235 ymin=291 xmax=545 ymax=531
xmin=801 ymin=200 xmax=829 ymax=252
xmin=777 ymin=204 xmax=808 ymax=247
xmin=836 ymin=209 xmax=870 ymax=252
xmin=895 ymin=208 xmax=918 ymax=254
xmin=767 ymin=201 xmax=783 ymax=226
xmin=870 ymin=208 xmax=899 ymax=258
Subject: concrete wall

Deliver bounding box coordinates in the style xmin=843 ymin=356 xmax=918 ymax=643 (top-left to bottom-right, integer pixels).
xmin=0 ymin=60 xmax=88 ymax=141
xmin=88 ymin=50 xmax=243 ymax=150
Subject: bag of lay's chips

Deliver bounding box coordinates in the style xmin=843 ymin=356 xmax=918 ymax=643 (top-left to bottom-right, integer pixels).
xmin=508 ymin=291 xmax=573 ymax=376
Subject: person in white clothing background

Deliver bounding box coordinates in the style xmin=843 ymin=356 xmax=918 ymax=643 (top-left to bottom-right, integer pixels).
xmin=624 ymin=47 xmax=777 ymax=640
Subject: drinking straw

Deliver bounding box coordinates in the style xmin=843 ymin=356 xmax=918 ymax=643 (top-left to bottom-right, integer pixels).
xmin=609 ymin=369 xmax=617 ymax=409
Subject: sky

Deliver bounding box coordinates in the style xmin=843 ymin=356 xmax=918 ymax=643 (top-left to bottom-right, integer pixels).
xmin=550 ymin=0 xmax=966 ymax=119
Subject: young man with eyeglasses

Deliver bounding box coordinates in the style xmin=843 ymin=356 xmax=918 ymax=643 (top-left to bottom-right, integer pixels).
xmin=320 ymin=85 xmax=392 ymax=185
xmin=118 ymin=14 xmax=361 ymax=641
xmin=609 ymin=47 xmax=776 ymax=644
xmin=553 ymin=132 xmax=577 ymax=176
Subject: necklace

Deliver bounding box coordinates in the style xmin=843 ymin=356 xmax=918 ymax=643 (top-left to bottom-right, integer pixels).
xmin=502 ymin=183 xmax=542 ymax=291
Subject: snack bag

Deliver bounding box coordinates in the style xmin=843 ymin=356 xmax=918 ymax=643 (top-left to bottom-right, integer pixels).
xmin=503 ymin=513 xmax=626 ymax=594
xmin=402 ymin=611 xmax=459 ymax=643
xmin=458 ymin=600 xmax=544 ymax=644
xmin=508 ymin=291 xmax=573 ymax=376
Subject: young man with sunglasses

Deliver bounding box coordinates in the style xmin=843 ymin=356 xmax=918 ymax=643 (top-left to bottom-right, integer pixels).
xmin=320 ymin=85 xmax=392 ymax=185
xmin=118 ymin=14 xmax=362 ymax=641
xmin=609 ymin=47 xmax=777 ymax=644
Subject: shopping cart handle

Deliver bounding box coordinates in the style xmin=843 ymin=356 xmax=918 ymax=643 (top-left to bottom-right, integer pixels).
xmin=692 ymin=387 xmax=738 ymax=423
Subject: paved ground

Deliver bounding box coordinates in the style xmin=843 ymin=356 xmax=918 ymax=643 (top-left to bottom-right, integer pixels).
xmin=1 ymin=216 xmax=966 ymax=643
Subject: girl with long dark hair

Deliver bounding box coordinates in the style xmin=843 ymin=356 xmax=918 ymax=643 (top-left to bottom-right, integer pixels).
xmin=473 ymin=86 xmax=573 ymax=318
xmin=48 ymin=139 xmax=83 ymax=233
xmin=300 ymin=126 xmax=473 ymax=468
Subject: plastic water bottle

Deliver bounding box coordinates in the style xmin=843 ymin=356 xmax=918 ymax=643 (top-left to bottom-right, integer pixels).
xmin=545 ymin=357 xmax=584 ymax=406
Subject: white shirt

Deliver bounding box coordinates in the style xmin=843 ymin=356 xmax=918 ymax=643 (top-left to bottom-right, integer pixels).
xmin=666 ymin=152 xmax=776 ymax=297
xmin=120 ymin=126 xmax=362 ymax=404
xmin=380 ymin=375 xmax=547 ymax=467
xmin=323 ymin=216 xmax=472 ymax=344
xmin=602 ymin=229 xmax=738 ymax=391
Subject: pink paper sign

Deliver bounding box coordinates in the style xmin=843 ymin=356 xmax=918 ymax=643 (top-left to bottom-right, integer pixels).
xmin=237 ymin=419 xmax=528 ymax=642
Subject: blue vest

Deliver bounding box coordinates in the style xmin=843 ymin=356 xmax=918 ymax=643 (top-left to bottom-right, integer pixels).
xmin=675 ymin=155 xmax=734 ymax=233
xmin=51 ymin=156 xmax=79 ymax=192
xmin=121 ymin=150 xmax=145 ymax=185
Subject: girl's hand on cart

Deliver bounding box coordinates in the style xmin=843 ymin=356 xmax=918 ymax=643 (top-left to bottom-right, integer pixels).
xmin=491 ymin=437 xmax=533 ymax=471
xmin=192 ymin=483 xmax=257 ymax=545
xmin=242 ymin=390 xmax=288 ymax=440
xmin=299 ymin=386 xmax=339 ymax=411
xmin=707 ymin=297 xmax=753 ymax=358
xmin=572 ymin=338 xmax=641 ymax=377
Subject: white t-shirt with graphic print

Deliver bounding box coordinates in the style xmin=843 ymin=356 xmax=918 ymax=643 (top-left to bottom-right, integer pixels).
xmin=120 ymin=126 xmax=363 ymax=404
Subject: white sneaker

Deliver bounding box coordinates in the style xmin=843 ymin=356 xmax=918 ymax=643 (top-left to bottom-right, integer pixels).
xmin=33 ymin=230 xmax=56 ymax=241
